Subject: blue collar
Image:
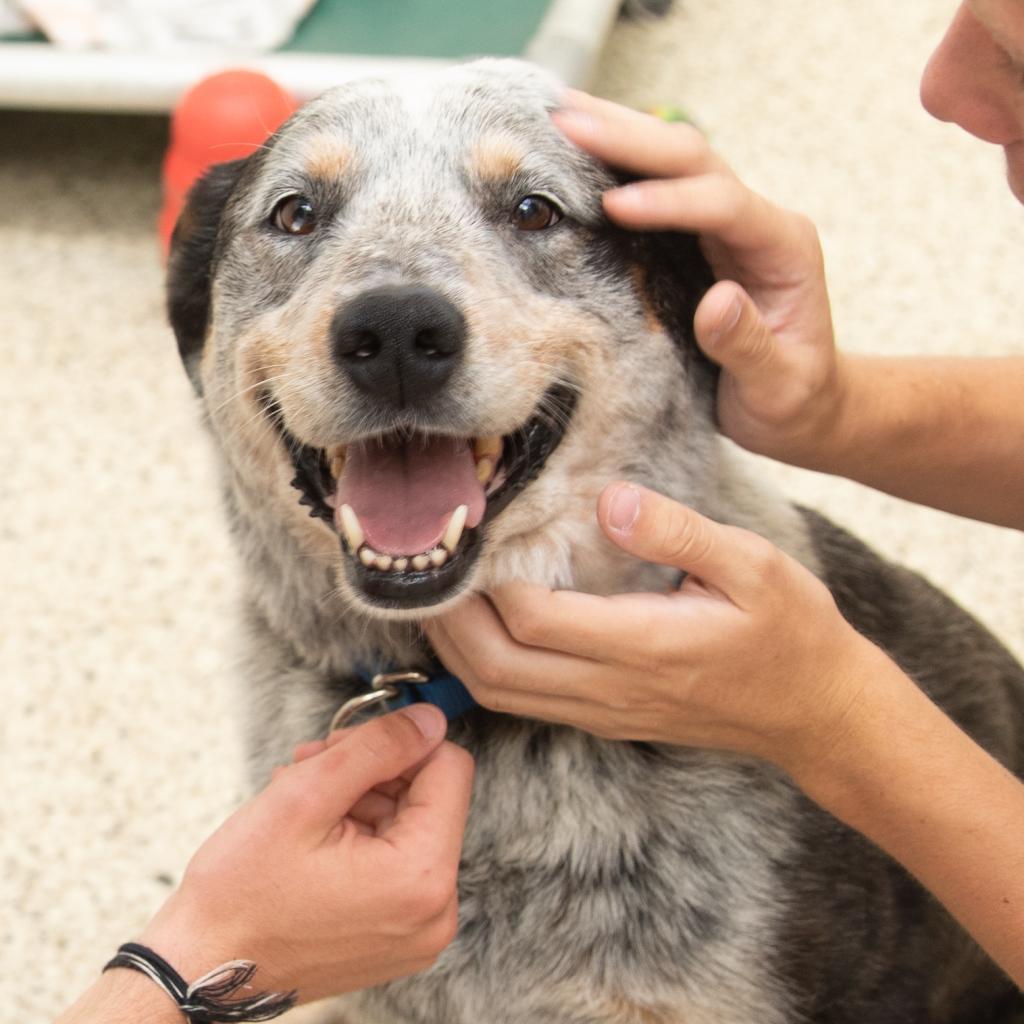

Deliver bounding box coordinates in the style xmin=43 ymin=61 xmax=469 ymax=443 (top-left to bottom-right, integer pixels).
xmin=356 ymin=663 xmax=479 ymax=722
xmin=328 ymin=663 xmax=479 ymax=733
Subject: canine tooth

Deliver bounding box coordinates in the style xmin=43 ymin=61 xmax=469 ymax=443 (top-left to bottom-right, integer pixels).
xmin=375 ymin=554 xmax=393 ymax=571
xmin=412 ymin=553 xmax=431 ymax=571
xmin=330 ymin=452 xmax=346 ymax=480
xmin=474 ymin=436 xmax=502 ymax=461
xmin=359 ymin=546 xmax=377 ymax=567
xmin=339 ymin=504 xmax=364 ymax=550
xmin=442 ymin=504 xmax=469 ymax=552
xmin=429 ymin=547 xmax=448 ymax=568
xmin=475 ymin=458 xmax=494 ymax=484
xmin=393 ymin=558 xmax=409 ymax=572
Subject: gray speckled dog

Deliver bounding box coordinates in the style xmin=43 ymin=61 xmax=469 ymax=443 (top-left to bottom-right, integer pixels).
xmin=167 ymin=59 xmax=1024 ymax=1024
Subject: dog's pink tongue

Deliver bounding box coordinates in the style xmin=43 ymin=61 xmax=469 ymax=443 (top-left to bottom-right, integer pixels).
xmin=336 ymin=436 xmax=485 ymax=555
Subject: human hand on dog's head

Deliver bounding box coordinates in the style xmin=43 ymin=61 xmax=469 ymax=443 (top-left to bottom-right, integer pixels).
xmin=552 ymin=90 xmax=851 ymax=473
xmin=426 ymin=481 xmax=895 ymax=783
xmin=138 ymin=707 xmax=474 ymax=1005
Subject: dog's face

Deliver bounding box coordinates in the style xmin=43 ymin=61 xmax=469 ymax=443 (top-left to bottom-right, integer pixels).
xmin=169 ymin=59 xmax=715 ymax=619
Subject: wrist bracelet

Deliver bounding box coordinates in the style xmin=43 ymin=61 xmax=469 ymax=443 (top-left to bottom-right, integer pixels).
xmin=103 ymin=943 xmax=297 ymax=1023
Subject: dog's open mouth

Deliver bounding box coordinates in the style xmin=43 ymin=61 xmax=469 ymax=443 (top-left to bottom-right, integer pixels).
xmin=269 ymin=383 xmax=577 ymax=609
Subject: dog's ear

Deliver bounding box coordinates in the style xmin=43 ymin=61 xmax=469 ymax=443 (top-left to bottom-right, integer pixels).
xmin=166 ymin=158 xmax=249 ymax=395
xmin=627 ymin=227 xmax=720 ymax=402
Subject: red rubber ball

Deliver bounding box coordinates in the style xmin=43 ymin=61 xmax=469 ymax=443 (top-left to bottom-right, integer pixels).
xmin=171 ymin=69 xmax=297 ymax=163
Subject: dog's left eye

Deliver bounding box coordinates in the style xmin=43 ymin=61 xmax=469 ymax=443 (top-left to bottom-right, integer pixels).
xmin=271 ymin=195 xmax=317 ymax=236
xmin=511 ymin=194 xmax=563 ymax=231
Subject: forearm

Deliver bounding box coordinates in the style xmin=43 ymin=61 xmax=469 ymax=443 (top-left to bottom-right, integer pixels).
xmin=55 ymin=969 xmax=182 ymax=1024
xmin=806 ymin=355 xmax=1024 ymax=528
xmin=786 ymin=647 xmax=1024 ymax=987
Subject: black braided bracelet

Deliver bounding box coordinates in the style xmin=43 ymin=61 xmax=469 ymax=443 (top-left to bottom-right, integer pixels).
xmin=103 ymin=943 xmax=297 ymax=1023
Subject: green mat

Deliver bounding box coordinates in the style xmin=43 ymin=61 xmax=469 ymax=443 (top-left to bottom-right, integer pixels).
xmin=288 ymin=0 xmax=551 ymax=58
xmin=2 ymin=0 xmax=553 ymax=57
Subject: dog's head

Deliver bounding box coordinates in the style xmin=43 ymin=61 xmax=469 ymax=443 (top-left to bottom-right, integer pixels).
xmin=168 ymin=59 xmax=716 ymax=620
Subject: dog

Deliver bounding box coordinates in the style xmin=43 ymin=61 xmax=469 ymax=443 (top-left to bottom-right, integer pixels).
xmin=167 ymin=59 xmax=1024 ymax=1023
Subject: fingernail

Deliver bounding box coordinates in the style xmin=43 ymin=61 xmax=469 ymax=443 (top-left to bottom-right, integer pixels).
xmin=710 ymin=295 xmax=742 ymax=341
xmin=551 ymin=107 xmax=597 ymax=135
xmin=606 ymin=484 xmax=641 ymax=532
xmin=606 ymin=182 xmax=647 ymax=210
xmin=400 ymin=703 xmax=447 ymax=741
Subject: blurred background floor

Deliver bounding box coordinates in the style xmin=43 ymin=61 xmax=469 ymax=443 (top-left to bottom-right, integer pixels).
xmin=2 ymin=1 xmax=1023 ymax=1017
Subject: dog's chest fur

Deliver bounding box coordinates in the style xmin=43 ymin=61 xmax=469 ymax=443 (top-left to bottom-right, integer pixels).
xmin=367 ymin=729 xmax=800 ymax=1024
xmin=239 ymin=470 xmax=810 ymax=1024
xmin=226 ymin=448 xmax=808 ymax=1024
xmin=257 ymin=660 xmax=803 ymax=1024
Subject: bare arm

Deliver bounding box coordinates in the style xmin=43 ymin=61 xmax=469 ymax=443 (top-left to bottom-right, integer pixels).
xmin=809 ymin=355 xmax=1024 ymax=528
xmin=794 ymin=643 xmax=1024 ymax=985
xmin=56 ymin=971 xmax=181 ymax=1024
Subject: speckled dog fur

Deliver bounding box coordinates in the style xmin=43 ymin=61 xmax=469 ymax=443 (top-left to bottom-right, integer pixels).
xmin=168 ymin=60 xmax=1024 ymax=1023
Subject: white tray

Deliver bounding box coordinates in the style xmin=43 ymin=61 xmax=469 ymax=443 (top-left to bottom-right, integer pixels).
xmin=0 ymin=0 xmax=620 ymax=112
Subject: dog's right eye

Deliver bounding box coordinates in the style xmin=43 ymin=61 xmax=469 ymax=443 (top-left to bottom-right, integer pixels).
xmin=271 ymin=195 xmax=317 ymax=236
xmin=511 ymin=194 xmax=563 ymax=231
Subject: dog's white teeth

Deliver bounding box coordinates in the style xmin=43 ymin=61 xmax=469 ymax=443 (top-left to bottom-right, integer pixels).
xmin=347 ymin=510 xmax=460 ymax=572
xmin=475 ymin=457 xmax=494 ymax=485
xmin=474 ymin=435 xmax=502 ymax=461
xmin=339 ymin=504 xmax=364 ymax=551
xmin=442 ymin=504 xmax=469 ymax=552
xmin=330 ymin=448 xmax=347 ymax=480
xmin=351 ymin=547 xmax=448 ymax=572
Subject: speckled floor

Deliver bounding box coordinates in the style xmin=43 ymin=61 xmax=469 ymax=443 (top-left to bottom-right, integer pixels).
xmin=3 ymin=1 xmax=1023 ymax=1018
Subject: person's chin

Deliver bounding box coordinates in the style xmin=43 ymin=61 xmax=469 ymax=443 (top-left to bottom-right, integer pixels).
xmin=1004 ymin=143 xmax=1024 ymax=205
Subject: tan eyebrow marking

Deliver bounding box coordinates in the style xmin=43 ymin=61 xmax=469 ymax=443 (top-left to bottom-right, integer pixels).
xmin=302 ymin=133 xmax=352 ymax=181
xmin=470 ymin=134 xmax=528 ymax=183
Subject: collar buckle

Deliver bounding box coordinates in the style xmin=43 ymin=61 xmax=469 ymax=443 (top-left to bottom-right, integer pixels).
xmin=327 ymin=670 xmax=429 ymax=734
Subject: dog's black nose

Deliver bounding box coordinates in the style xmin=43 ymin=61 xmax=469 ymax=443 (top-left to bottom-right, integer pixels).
xmin=331 ymin=285 xmax=466 ymax=408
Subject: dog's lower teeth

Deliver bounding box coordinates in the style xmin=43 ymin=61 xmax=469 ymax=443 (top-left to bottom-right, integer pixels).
xmin=352 ymin=549 xmax=449 ymax=572
xmin=346 ymin=506 xmax=463 ymax=573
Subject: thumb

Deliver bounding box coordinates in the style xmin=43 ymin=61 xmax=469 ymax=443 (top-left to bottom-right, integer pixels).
xmin=598 ymin=482 xmax=760 ymax=600
xmin=693 ymin=280 xmax=780 ymax=383
xmin=288 ymin=705 xmax=448 ymax=827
